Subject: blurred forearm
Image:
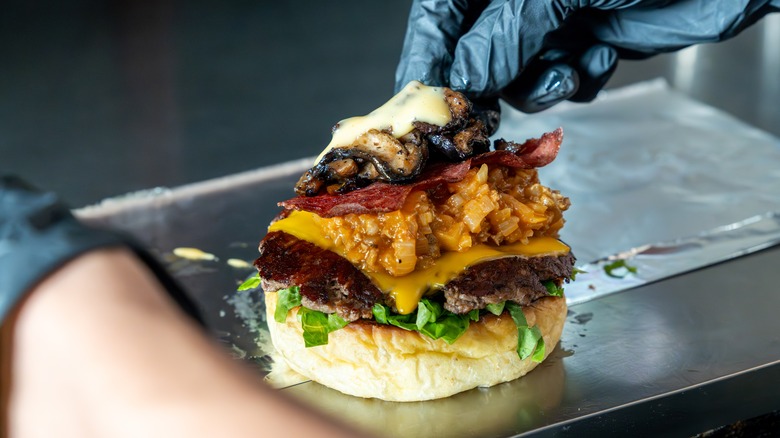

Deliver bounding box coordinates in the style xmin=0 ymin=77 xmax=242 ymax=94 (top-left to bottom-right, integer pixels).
xmin=7 ymin=248 xmax=368 ymax=438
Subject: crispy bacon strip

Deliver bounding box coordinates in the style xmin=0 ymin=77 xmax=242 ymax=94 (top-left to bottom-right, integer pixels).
xmin=280 ymin=161 xmax=470 ymax=217
xmin=477 ymin=127 xmax=563 ymax=169
xmin=279 ymin=128 xmax=563 ymax=217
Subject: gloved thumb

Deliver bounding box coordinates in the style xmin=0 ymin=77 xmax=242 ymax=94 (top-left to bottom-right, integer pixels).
xmin=570 ymin=44 xmax=619 ymax=102
xmin=500 ymin=63 xmax=579 ymax=113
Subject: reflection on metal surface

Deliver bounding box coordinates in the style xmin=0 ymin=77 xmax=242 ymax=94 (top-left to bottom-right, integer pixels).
xmin=225 ymin=287 xmax=275 ymax=372
xmin=285 ymin=346 xmax=567 ymax=438
xmin=759 ymin=15 xmax=780 ymax=129
xmin=265 ymin=355 xmax=308 ymax=388
xmin=672 ymin=45 xmax=700 ymax=93
xmin=761 ymin=16 xmax=780 ymax=88
xmin=75 ymin=157 xmax=313 ymax=221
xmin=566 ymin=211 xmax=780 ymax=306
xmin=226 ymin=285 xmax=312 ymax=388
xmin=499 ymin=80 xmax=780 ymax=264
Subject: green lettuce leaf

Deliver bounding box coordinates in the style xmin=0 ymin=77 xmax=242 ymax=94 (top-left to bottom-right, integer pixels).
xmin=237 ymin=273 xmax=261 ymax=291
xmin=419 ymin=314 xmax=470 ymax=344
xmin=543 ymin=280 xmax=564 ymax=297
xmin=270 ymin=286 xmax=348 ymax=347
xmin=373 ymin=298 xmax=471 ymax=344
xmin=486 ymin=301 xmax=505 ymax=316
xmin=372 ymin=303 xmax=390 ymax=324
xmin=373 ymin=303 xmax=418 ymax=331
xmin=277 ymin=288 xmax=546 ymax=356
xmin=415 ymin=299 xmax=436 ymax=330
xmin=297 ymin=307 xmax=348 ymax=347
xmin=274 ymin=286 xmax=302 ymax=323
xmin=531 ymin=330 xmax=546 ymax=362
xmin=603 ymin=259 xmax=638 ymax=279
xmin=506 ymin=302 xmax=545 ymax=362
xmin=570 ymin=267 xmax=587 ymax=281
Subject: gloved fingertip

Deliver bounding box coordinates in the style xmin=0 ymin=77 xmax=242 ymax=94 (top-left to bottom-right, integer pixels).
xmin=570 ymin=44 xmax=618 ymax=102
xmin=501 ymin=64 xmax=579 ymax=113
xmin=395 ymin=57 xmax=451 ymax=91
xmin=446 ymin=67 xmax=472 ymax=94
xmin=449 ymin=45 xmax=497 ymax=97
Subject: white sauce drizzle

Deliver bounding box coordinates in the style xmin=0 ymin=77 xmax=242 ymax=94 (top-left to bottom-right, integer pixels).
xmin=314 ymin=81 xmax=451 ymax=164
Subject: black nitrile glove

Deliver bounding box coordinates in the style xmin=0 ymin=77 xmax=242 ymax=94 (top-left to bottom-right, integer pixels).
xmin=396 ymin=0 xmax=779 ymax=113
xmin=0 ymin=175 xmax=203 ymax=324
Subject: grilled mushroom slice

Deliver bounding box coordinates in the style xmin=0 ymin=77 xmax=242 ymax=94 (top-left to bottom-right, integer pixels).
xmin=427 ymin=119 xmax=490 ymax=161
xmin=293 ymin=87 xmax=496 ymax=197
xmin=294 ymin=129 xmax=428 ymax=196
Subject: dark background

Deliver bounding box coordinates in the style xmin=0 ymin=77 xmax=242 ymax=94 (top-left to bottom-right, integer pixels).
xmin=2 ymin=1 xmax=779 ymax=207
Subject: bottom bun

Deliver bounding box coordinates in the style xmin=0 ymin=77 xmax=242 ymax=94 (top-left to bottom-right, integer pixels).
xmin=265 ymin=293 xmax=567 ymax=402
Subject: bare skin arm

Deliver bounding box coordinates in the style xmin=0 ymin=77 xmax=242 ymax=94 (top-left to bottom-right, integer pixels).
xmin=5 ymin=248 xmax=369 ymax=438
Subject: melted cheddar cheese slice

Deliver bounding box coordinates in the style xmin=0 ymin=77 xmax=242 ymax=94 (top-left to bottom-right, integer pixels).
xmin=269 ymin=211 xmax=569 ymax=314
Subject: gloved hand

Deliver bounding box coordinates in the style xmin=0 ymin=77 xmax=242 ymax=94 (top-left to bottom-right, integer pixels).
xmin=396 ymin=0 xmax=780 ymax=113
xmin=0 ymin=175 xmax=202 ymax=324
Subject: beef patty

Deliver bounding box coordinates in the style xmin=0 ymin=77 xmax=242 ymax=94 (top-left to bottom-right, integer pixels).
xmin=255 ymin=231 xmax=574 ymax=319
xmin=441 ymin=252 xmax=575 ymax=314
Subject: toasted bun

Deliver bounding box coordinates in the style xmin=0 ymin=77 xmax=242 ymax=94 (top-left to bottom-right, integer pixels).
xmin=265 ymin=292 xmax=566 ymax=402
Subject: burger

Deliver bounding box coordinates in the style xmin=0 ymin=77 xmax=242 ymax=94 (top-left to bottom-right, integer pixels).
xmin=245 ymin=81 xmax=575 ymax=402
